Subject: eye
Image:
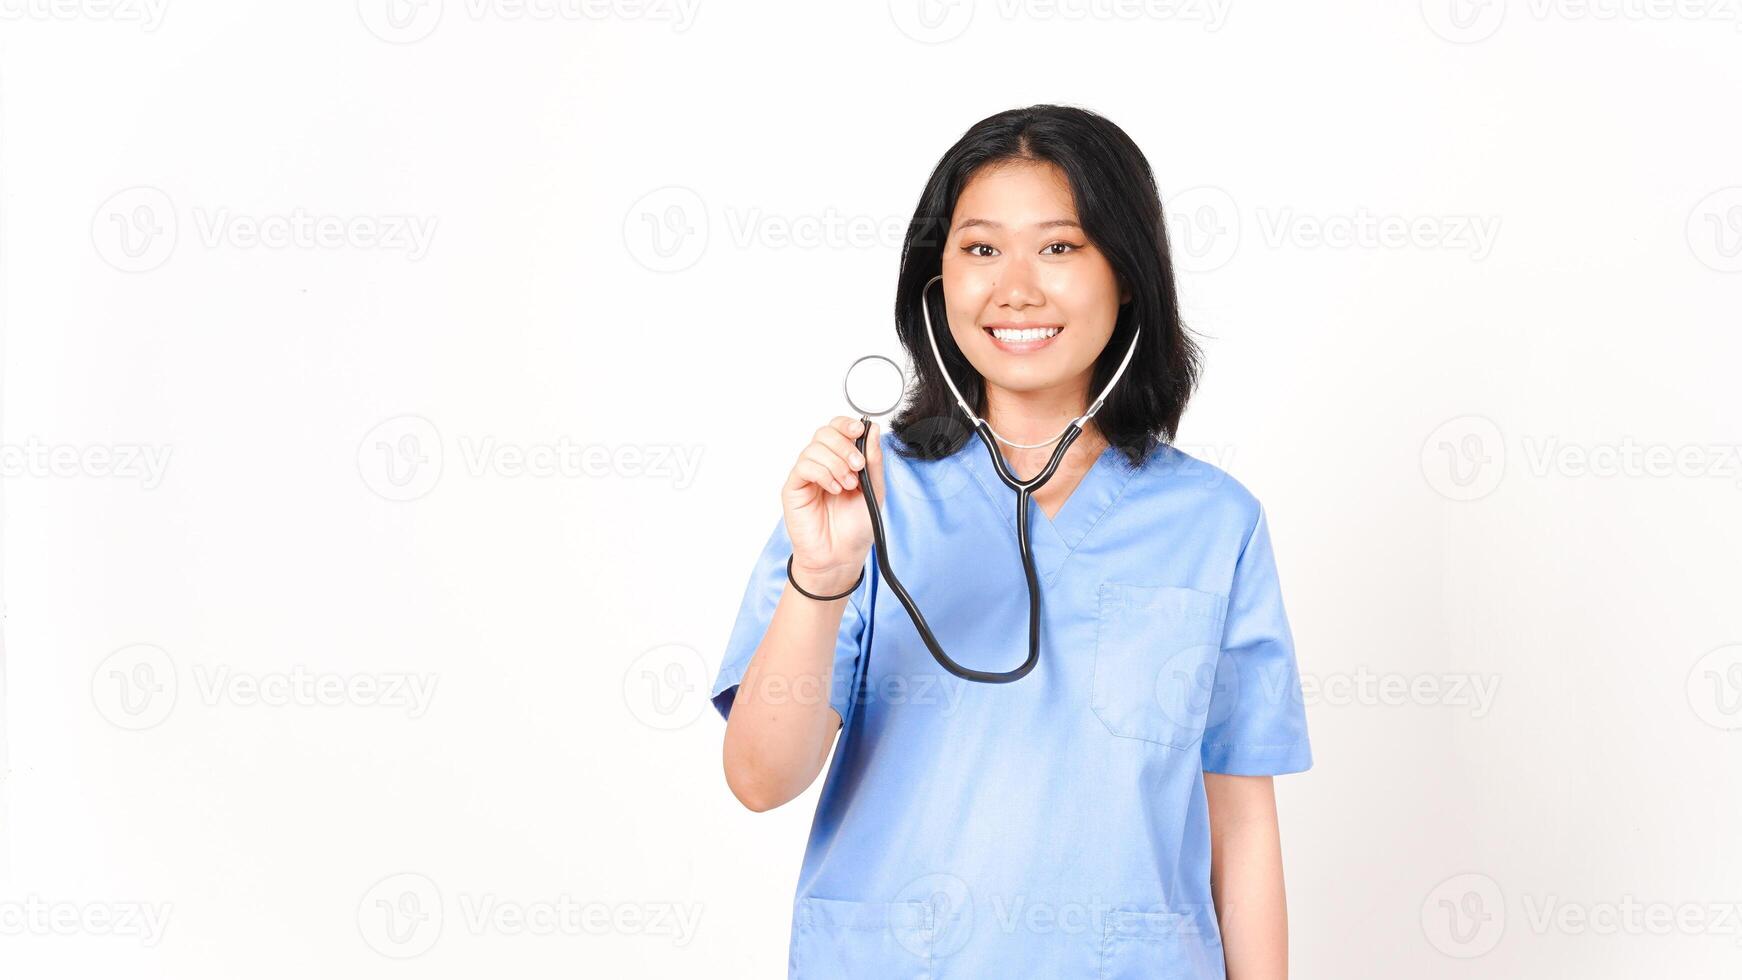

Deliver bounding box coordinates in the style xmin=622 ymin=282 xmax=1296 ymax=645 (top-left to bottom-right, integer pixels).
xmin=962 ymin=242 xmax=998 ymax=258
xmin=1042 ymin=241 xmax=1082 ymax=255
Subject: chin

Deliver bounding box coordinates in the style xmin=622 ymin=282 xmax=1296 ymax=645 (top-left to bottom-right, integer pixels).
xmin=982 ymin=371 xmax=1069 ymax=394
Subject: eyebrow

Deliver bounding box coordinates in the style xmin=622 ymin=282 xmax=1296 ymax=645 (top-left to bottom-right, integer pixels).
xmin=953 ymin=218 xmax=1082 ymax=232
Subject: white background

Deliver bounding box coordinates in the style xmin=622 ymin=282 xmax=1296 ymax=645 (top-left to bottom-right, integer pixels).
xmin=2 ymin=1 xmax=1740 ymax=977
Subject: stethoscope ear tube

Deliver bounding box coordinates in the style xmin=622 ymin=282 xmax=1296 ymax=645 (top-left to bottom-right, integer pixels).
xmin=854 ymin=416 xmax=1082 ymax=684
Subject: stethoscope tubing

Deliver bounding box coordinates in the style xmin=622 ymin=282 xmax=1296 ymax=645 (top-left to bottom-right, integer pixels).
xmin=854 ymin=416 xmax=1082 ymax=683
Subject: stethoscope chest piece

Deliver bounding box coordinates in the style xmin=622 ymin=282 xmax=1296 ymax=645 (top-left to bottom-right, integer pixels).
xmin=843 ymin=354 xmax=906 ymax=420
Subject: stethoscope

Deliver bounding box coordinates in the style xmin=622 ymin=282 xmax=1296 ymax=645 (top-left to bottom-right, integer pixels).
xmin=819 ymin=273 xmax=1143 ymax=684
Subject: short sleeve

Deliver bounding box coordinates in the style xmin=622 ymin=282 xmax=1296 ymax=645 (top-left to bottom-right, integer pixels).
xmin=1200 ymin=505 xmax=1313 ymax=776
xmin=709 ymin=514 xmax=871 ymax=728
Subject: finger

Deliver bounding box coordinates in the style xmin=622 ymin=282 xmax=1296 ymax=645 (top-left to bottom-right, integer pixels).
xmin=785 ymin=457 xmax=830 ymax=493
xmin=801 ymin=443 xmax=857 ymax=490
xmin=793 ymin=458 xmax=843 ymax=495
xmin=829 ymin=416 xmax=868 ymax=444
xmin=813 ymin=425 xmax=866 ymax=473
xmin=823 ymin=418 xmax=868 ymax=464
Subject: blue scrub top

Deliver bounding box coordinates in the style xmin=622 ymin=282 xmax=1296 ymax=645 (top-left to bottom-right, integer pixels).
xmin=711 ymin=431 xmax=1312 ymax=979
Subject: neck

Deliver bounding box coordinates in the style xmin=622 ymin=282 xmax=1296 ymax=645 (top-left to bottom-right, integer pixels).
xmin=979 ymin=380 xmax=1106 ymax=472
xmin=982 ymin=387 xmax=1084 ymax=444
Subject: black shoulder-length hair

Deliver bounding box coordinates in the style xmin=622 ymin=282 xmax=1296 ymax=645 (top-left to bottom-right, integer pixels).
xmin=888 ymin=104 xmax=1199 ymax=470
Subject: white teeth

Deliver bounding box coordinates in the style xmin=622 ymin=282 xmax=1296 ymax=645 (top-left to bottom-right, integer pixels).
xmin=990 ymin=327 xmax=1061 ymax=342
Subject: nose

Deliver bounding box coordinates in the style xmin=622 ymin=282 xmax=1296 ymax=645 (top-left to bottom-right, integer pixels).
xmin=991 ymin=256 xmax=1044 ymax=310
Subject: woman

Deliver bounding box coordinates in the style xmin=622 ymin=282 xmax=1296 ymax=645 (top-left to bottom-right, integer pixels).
xmin=711 ymin=104 xmax=1311 ymax=979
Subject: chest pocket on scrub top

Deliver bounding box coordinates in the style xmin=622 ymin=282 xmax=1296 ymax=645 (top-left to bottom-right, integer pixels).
xmin=1091 ymin=583 xmax=1229 ymax=749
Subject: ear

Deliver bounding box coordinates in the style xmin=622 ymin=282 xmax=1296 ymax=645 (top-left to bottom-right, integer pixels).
xmin=1119 ymin=280 xmax=1132 ymax=305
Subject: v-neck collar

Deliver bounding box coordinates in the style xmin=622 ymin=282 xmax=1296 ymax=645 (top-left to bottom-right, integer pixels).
xmin=946 ymin=436 xmax=1143 ymax=584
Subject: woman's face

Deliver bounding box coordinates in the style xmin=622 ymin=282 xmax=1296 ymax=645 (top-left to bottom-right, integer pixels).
xmin=939 ymin=159 xmax=1129 ymax=404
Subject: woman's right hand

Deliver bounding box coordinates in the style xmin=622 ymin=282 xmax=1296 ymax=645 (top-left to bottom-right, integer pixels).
xmin=781 ymin=416 xmax=886 ymax=597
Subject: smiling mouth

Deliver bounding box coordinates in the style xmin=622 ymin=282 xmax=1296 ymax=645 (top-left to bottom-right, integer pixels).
xmin=983 ymin=325 xmax=1063 ymax=352
xmin=987 ymin=326 xmax=1061 ymax=342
